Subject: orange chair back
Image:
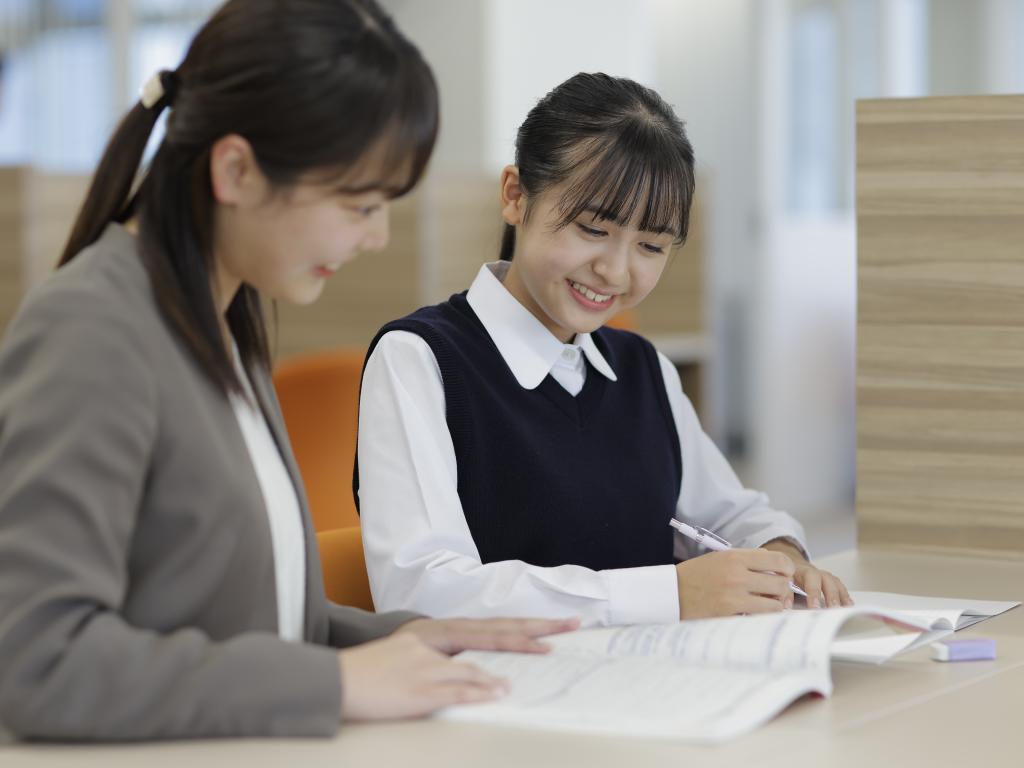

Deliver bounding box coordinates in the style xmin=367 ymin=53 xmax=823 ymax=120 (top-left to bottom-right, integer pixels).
xmin=273 ymin=349 xmax=366 ymax=532
xmin=317 ymin=526 xmax=373 ymax=611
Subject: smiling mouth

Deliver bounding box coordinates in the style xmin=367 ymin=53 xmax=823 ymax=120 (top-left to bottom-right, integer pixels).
xmin=568 ymin=279 xmax=616 ymax=305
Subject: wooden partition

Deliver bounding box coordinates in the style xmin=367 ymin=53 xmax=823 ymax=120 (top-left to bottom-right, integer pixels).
xmin=856 ymin=94 xmax=1024 ymax=556
xmin=0 ymin=168 xmax=27 ymax=334
xmin=0 ymin=169 xmax=92 ymax=337
xmin=23 ymin=172 xmax=91 ymax=288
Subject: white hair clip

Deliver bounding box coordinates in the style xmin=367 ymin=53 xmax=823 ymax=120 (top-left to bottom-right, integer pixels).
xmin=139 ymin=71 xmax=167 ymax=109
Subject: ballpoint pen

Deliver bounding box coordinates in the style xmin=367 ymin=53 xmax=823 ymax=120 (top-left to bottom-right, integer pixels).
xmin=669 ymin=519 xmax=809 ymax=598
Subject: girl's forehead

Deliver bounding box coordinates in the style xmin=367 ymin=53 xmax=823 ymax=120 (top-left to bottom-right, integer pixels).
xmin=549 ymin=143 xmax=687 ymax=233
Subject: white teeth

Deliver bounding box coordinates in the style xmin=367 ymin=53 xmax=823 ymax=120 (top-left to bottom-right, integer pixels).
xmin=571 ymin=281 xmax=612 ymax=303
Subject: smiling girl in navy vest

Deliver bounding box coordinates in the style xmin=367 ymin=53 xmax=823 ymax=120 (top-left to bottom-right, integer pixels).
xmin=356 ymin=72 xmax=852 ymax=626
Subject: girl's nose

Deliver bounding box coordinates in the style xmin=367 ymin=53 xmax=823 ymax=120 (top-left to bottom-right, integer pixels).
xmin=362 ymin=205 xmax=391 ymax=252
xmin=592 ymin=243 xmax=629 ymax=286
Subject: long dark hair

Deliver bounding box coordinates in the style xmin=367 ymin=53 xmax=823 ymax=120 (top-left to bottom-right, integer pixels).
xmin=60 ymin=0 xmax=438 ymax=396
xmin=500 ymin=72 xmax=694 ymax=261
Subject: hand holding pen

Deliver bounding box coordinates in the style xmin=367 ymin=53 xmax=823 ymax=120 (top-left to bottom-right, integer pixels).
xmin=669 ymin=519 xmax=806 ymax=619
xmin=669 ymin=519 xmax=808 ymax=597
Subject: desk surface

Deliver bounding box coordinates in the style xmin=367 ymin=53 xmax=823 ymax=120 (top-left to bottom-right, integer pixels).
xmin=3 ymin=548 xmax=1023 ymax=767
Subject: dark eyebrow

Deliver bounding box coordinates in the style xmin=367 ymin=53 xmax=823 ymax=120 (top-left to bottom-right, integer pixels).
xmin=582 ymin=206 xmax=678 ymax=238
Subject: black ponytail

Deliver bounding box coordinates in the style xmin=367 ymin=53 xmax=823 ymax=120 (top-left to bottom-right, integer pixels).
xmin=59 ymin=0 xmax=438 ymax=397
xmin=58 ymin=107 xmax=152 ymax=248
xmin=501 ymin=72 xmax=695 ymax=262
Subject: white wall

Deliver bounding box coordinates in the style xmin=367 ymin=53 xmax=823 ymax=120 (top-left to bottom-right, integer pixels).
xmin=650 ymin=0 xmax=760 ymax=444
xmin=749 ymin=217 xmax=857 ymax=515
xmin=380 ymin=0 xmax=490 ymax=172
xmin=486 ymin=0 xmax=657 ymax=171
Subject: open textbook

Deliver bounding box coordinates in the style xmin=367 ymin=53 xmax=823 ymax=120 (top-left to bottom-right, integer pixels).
xmin=833 ymin=590 xmax=1019 ymax=663
xmin=849 ymin=590 xmax=1018 ymax=630
xmin=441 ymin=592 xmax=1018 ymax=743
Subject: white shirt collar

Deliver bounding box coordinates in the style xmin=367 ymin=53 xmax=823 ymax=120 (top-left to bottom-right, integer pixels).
xmin=465 ymin=261 xmax=618 ymax=390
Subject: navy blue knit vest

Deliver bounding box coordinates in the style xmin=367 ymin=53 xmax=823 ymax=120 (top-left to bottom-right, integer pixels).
xmin=355 ymin=292 xmax=682 ymax=571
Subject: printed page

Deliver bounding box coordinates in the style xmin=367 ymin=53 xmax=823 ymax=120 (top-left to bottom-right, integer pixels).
xmin=441 ymin=610 xmax=880 ymax=741
xmin=545 ymin=608 xmax=869 ymax=674
xmin=440 ymin=650 xmax=826 ymax=742
xmin=441 ymin=608 xmax=937 ymax=740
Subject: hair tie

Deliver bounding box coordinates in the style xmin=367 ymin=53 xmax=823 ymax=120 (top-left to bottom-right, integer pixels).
xmin=139 ymin=69 xmax=178 ymax=110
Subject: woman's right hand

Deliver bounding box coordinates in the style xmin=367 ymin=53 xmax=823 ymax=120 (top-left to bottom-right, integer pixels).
xmin=675 ymin=549 xmax=795 ymax=620
xmin=338 ymin=633 xmax=509 ymax=721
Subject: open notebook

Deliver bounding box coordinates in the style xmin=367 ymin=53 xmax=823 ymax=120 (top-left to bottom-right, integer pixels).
xmin=441 ymin=593 xmax=1018 ymax=743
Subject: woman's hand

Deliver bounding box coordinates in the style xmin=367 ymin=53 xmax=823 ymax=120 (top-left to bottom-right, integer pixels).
xmin=394 ymin=616 xmax=581 ymax=655
xmin=760 ymin=538 xmax=853 ymax=609
xmin=338 ymin=633 xmax=508 ymax=722
xmin=675 ymin=549 xmax=795 ymax=619
xmin=337 ymin=617 xmax=580 ymax=721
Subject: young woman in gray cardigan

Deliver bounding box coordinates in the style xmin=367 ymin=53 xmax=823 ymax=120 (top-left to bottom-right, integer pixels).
xmin=0 ymin=0 xmax=574 ymax=741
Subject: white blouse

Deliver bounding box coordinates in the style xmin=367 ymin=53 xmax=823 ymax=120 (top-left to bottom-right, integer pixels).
xmin=357 ymin=262 xmax=808 ymax=627
xmin=230 ymin=348 xmax=306 ymax=641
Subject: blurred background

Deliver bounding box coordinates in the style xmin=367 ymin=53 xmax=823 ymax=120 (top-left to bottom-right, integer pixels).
xmin=1 ymin=0 xmax=1023 ymax=553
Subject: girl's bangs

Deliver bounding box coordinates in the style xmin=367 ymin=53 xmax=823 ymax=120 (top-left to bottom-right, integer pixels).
xmin=365 ymin=64 xmax=439 ymax=198
xmin=551 ymin=126 xmax=695 ymax=243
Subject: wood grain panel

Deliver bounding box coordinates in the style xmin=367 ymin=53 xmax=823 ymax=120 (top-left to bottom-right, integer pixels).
xmin=430 ymin=174 xmax=503 ymax=301
xmin=856 ymin=94 xmax=1024 ymax=557
xmin=0 ymin=167 xmax=27 ymax=336
xmin=636 ymin=193 xmax=704 ymax=335
xmin=23 ymin=172 xmax=90 ymax=289
xmin=1 ymin=171 xmax=101 ymax=335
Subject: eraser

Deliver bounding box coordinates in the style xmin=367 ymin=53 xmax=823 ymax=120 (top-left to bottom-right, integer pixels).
xmin=930 ymin=637 xmax=996 ymax=662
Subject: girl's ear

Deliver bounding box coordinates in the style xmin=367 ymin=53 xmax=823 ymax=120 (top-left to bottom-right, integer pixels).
xmin=499 ymin=165 xmax=525 ymax=226
xmin=209 ymin=133 xmax=269 ymax=208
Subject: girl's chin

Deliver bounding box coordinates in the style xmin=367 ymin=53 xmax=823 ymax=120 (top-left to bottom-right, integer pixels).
xmin=273 ymin=282 xmax=325 ymax=307
xmin=553 ymin=312 xmax=605 ymax=338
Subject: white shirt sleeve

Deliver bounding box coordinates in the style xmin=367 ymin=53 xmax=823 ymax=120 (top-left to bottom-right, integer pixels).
xmin=357 ymin=331 xmax=680 ymax=627
xmin=657 ymin=352 xmax=810 ymax=561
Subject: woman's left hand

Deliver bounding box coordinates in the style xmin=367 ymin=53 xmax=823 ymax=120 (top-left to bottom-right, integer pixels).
xmin=760 ymin=539 xmax=854 ymax=609
xmin=395 ymin=617 xmax=581 ymax=655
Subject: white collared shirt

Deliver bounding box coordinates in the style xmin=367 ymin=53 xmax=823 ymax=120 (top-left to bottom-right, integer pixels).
xmin=230 ymin=348 xmax=306 ymax=641
xmin=357 ymin=262 xmax=807 ymax=627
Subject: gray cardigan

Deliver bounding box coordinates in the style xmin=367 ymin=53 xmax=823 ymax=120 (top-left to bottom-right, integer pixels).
xmin=0 ymin=224 xmax=416 ymax=740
